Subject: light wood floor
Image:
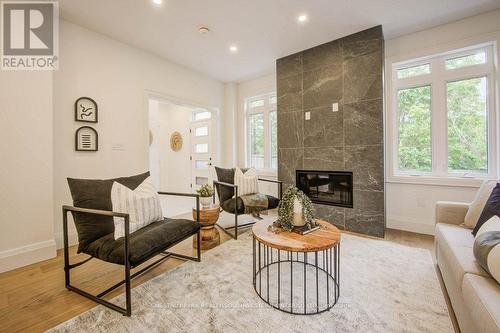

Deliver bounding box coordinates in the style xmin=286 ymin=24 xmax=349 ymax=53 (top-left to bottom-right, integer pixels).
xmin=0 ymin=217 xmax=457 ymax=333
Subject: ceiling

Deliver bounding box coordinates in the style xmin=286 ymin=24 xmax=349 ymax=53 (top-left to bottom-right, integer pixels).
xmin=59 ymin=0 xmax=500 ymax=82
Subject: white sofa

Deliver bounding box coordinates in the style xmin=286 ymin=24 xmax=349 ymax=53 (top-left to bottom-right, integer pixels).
xmin=435 ymin=201 xmax=500 ymax=333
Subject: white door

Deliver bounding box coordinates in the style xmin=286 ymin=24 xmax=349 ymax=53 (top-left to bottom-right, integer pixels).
xmin=190 ymin=114 xmax=214 ymax=191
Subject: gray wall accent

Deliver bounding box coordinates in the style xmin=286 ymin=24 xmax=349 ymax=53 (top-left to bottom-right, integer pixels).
xmin=277 ymin=26 xmax=385 ymax=238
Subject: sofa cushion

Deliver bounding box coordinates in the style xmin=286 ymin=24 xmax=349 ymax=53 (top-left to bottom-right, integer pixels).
xmin=222 ymin=195 xmax=279 ymax=214
xmin=473 ymin=182 xmax=500 ymax=236
xmin=67 ymin=172 xmax=150 ymax=253
xmin=464 ymin=180 xmax=498 ymax=229
xmin=84 ymin=218 xmax=200 ymax=266
xmin=474 ymin=231 xmax=500 ymax=284
xmin=435 ymin=223 xmax=489 ymax=288
xmin=462 ymin=273 xmax=500 ymax=333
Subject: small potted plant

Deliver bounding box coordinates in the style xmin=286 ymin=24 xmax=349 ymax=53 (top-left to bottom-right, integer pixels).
xmin=196 ymin=184 xmax=214 ymax=208
xmin=277 ymin=186 xmax=316 ymax=231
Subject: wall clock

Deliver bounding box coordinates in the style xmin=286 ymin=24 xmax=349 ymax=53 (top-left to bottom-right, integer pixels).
xmin=75 ymin=97 xmax=98 ymax=123
xmin=75 ymin=126 xmax=98 ymax=151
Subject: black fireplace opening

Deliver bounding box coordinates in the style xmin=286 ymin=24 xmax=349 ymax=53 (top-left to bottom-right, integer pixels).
xmin=296 ymin=170 xmax=353 ymax=208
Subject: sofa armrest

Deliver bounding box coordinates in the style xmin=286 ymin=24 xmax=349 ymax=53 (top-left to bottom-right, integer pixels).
xmin=435 ymin=201 xmax=470 ymax=225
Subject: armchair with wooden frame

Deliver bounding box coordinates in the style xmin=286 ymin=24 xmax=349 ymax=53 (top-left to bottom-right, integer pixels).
xmin=212 ymin=167 xmax=283 ymax=239
xmin=63 ymin=172 xmax=201 ymax=316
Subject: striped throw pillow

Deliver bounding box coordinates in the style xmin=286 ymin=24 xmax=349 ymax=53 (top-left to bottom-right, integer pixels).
xmin=111 ymin=176 xmax=163 ymax=239
xmin=234 ymin=167 xmax=258 ymax=196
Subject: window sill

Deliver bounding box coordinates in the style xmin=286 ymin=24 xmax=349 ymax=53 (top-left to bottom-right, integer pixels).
xmin=255 ymin=169 xmax=277 ymax=178
xmin=386 ymin=174 xmax=488 ymax=188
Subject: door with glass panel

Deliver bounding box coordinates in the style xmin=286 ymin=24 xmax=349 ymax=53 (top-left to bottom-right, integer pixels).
xmin=190 ymin=110 xmax=213 ymax=190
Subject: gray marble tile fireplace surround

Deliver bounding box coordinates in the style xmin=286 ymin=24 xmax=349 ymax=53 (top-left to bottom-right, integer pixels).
xmin=277 ymin=26 xmax=385 ymax=237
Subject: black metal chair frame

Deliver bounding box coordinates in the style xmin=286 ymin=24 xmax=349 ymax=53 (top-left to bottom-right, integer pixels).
xmin=213 ymin=178 xmax=282 ymax=240
xmin=62 ymin=191 xmax=201 ymax=317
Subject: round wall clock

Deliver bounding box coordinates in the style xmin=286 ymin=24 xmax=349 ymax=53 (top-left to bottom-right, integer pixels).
xmin=170 ymin=131 xmax=183 ymax=151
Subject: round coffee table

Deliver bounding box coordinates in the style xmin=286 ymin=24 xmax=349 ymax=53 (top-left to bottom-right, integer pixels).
xmin=252 ymin=219 xmax=340 ymax=315
xmin=192 ymin=204 xmax=220 ymax=250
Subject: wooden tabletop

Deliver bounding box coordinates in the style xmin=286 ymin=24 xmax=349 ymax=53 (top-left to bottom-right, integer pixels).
xmin=252 ymin=219 xmax=341 ymax=252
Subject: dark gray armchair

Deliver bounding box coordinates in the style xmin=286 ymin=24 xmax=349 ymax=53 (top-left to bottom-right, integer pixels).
xmin=63 ymin=172 xmax=201 ymax=316
xmin=213 ymin=167 xmax=282 ymax=239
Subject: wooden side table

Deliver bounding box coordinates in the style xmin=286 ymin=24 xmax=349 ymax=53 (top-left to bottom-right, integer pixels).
xmin=252 ymin=219 xmax=341 ymax=315
xmin=192 ymin=204 xmax=221 ymax=250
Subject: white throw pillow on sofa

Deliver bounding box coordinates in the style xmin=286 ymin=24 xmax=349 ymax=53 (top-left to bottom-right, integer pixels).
xmin=234 ymin=167 xmax=258 ymax=196
xmin=111 ymin=176 xmax=163 ymax=240
xmin=464 ymin=180 xmax=498 ymax=229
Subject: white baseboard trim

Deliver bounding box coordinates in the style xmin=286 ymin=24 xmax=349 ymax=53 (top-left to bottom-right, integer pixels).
xmin=0 ymin=239 xmax=57 ymax=273
xmin=54 ymin=230 xmax=79 ymax=249
xmin=387 ymin=214 xmax=435 ymax=235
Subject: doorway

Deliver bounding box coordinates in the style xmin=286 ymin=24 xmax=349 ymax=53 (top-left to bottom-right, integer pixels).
xmin=148 ymin=97 xmax=217 ymax=217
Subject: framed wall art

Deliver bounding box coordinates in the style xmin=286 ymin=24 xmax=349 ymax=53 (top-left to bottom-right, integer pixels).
xmin=75 ymin=126 xmax=98 ymax=151
xmin=75 ymin=97 xmax=98 ymax=123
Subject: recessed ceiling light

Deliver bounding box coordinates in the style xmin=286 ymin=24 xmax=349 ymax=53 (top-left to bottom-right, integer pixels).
xmin=199 ymin=26 xmax=210 ymax=34
xmin=297 ymin=14 xmax=308 ymax=23
xmin=152 ymin=0 xmax=163 ymax=6
xmin=229 ymin=45 xmax=238 ymax=53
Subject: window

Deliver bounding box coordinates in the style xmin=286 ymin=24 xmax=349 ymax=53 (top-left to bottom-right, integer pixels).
xmin=194 ymin=126 xmax=208 ymax=137
xmin=391 ymin=44 xmax=495 ymax=179
xmin=193 ymin=111 xmax=211 ymax=121
xmin=246 ymin=93 xmax=277 ymax=169
xmin=195 ymin=143 xmax=208 ymax=153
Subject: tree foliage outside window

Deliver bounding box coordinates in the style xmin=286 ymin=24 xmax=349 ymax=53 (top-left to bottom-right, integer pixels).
xmin=249 ymin=113 xmax=264 ymax=169
xmin=447 ymin=77 xmax=488 ymax=173
xmin=397 ymin=86 xmax=432 ymax=172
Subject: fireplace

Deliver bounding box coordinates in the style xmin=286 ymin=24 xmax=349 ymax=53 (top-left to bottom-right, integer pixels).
xmin=296 ymin=170 xmax=353 ymax=208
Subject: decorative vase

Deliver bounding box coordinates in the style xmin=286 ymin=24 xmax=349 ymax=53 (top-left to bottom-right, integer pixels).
xmin=200 ymin=196 xmax=212 ymax=208
xmin=292 ymin=197 xmax=305 ymax=227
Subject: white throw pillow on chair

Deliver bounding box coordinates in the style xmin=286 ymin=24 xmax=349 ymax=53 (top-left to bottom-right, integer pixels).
xmin=111 ymin=176 xmax=163 ymax=240
xmin=234 ymin=167 xmax=258 ymax=196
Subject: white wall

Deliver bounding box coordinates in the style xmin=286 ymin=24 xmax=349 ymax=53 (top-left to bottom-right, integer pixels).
xmin=0 ymin=71 xmax=55 ymax=273
xmin=385 ymin=10 xmax=500 ymax=235
xmin=157 ymin=103 xmax=192 ymax=193
xmin=53 ymin=20 xmax=224 ymax=248
xmin=222 ymin=83 xmax=237 ymax=167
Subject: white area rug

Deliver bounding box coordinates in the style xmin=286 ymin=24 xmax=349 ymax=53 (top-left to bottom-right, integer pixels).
xmin=48 ymin=229 xmax=453 ymax=332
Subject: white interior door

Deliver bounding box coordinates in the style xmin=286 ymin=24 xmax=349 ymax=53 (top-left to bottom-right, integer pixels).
xmin=190 ymin=117 xmax=214 ymax=190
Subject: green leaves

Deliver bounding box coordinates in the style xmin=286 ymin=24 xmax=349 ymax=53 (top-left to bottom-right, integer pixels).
xmin=196 ymin=184 xmax=214 ymax=197
xmin=276 ymin=186 xmax=316 ymax=231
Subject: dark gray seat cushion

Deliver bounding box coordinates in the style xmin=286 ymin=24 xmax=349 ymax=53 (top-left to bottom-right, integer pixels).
xmin=67 ymin=172 xmax=150 ymax=253
xmin=221 ymin=195 xmax=279 ymax=214
xmin=84 ymin=218 xmax=200 ymax=266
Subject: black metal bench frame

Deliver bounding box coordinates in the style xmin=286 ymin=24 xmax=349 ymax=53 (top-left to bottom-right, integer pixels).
xmin=213 ymin=178 xmax=282 ymax=240
xmin=62 ymin=191 xmax=201 ymax=316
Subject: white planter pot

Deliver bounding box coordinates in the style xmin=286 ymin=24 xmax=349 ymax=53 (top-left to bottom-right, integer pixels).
xmin=200 ymin=196 xmax=212 ymax=208
xmin=292 ymin=198 xmax=305 ymax=227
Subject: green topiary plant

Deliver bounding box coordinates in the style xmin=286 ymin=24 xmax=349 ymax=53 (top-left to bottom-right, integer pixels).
xmin=196 ymin=184 xmax=214 ymax=197
xmin=276 ymin=186 xmax=316 ymax=231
